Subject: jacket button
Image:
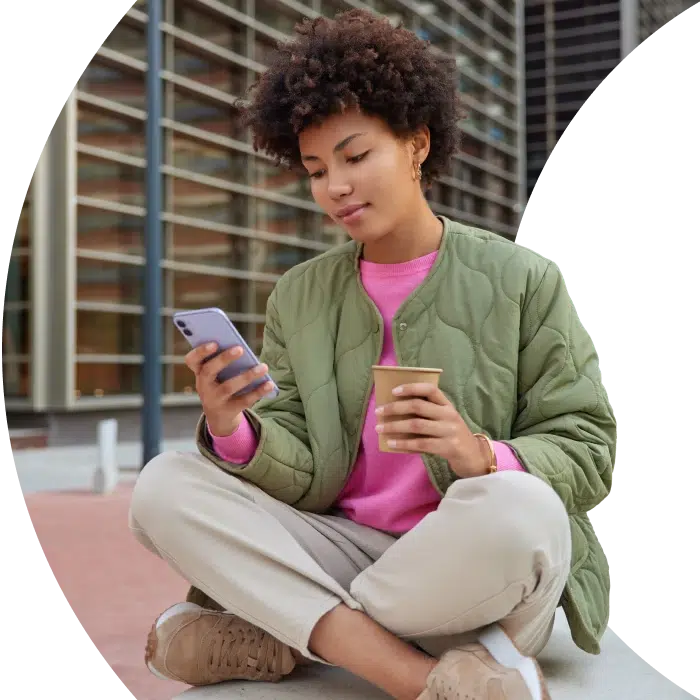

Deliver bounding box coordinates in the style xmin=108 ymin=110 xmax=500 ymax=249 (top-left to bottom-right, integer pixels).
xmin=399 ymin=322 xmax=408 ymax=331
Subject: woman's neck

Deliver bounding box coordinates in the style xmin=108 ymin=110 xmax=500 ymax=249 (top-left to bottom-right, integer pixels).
xmin=362 ymin=201 xmax=444 ymax=264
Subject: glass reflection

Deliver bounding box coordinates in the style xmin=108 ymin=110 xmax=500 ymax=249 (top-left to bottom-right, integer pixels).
xmin=171 ymin=178 xmax=248 ymax=227
xmin=78 ymin=207 xmax=144 ymax=256
xmin=78 ymin=60 xmax=146 ymax=109
xmin=77 ymin=259 xmax=143 ymax=304
xmin=78 ymin=105 xmax=145 ymax=157
xmin=170 ymin=224 xmax=248 ymax=269
xmin=171 ymin=270 xmax=248 ymax=313
xmin=77 ymin=155 xmax=145 ymax=207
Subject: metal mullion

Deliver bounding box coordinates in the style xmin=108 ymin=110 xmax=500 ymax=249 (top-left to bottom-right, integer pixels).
xmin=187 ymin=0 xmax=288 ymax=42
xmin=76 ymin=248 xmax=145 ymax=265
xmin=162 ymin=258 xmax=281 ymax=284
xmin=438 ymin=175 xmax=516 ymax=208
xmin=437 ymin=0 xmax=516 ymax=51
xmin=76 ymin=196 xmax=147 ymax=217
xmin=161 ymin=69 xmax=239 ymax=107
xmin=459 ymin=124 xmax=518 ymax=159
xmin=75 ymin=91 xmax=148 ymax=122
xmin=461 ymin=94 xmax=519 ymax=133
xmin=94 ymin=46 xmax=148 ymax=74
xmin=76 ymin=143 xmax=147 ymax=169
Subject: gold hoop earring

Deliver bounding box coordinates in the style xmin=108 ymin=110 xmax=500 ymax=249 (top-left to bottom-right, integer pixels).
xmin=414 ymin=163 xmax=422 ymax=181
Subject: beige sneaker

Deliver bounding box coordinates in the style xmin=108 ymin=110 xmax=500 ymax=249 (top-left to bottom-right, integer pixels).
xmin=145 ymin=602 xmax=297 ymax=686
xmin=417 ymin=626 xmax=550 ymax=700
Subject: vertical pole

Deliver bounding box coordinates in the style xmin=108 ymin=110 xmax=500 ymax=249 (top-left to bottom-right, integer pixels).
xmin=142 ymin=0 xmax=163 ymax=467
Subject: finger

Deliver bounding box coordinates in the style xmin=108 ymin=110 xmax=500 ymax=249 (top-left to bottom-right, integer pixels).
xmin=185 ymin=342 xmax=218 ymax=373
xmin=200 ymin=346 xmax=245 ymax=382
xmin=377 ymin=417 xmax=454 ymax=438
xmin=234 ymin=380 xmax=276 ymax=409
xmin=385 ymin=436 xmax=450 ymax=455
xmin=391 ymin=382 xmax=450 ymax=405
xmin=376 ymin=397 xmax=444 ymax=420
xmin=217 ymin=363 xmax=270 ymax=398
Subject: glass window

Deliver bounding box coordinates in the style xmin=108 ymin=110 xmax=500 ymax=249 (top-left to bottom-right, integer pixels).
xmin=77 ymin=105 xmax=145 ymax=158
xmin=75 ymin=362 xmax=153 ymax=397
xmin=4 ymin=256 xmax=30 ymax=304
xmin=14 ymin=198 xmax=31 ymax=249
xmin=3 ymin=360 xmax=30 ymax=398
xmin=254 ymin=200 xmax=317 ymax=239
xmin=78 ymin=206 xmax=144 ymax=256
xmin=251 ymin=322 xmax=265 ymax=355
xmin=75 ymin=310 xmax=167 ymax=355
xmin=320 ymin=0 xmax=345 ymax=18
xmin=171 ymin=269 xmax=249 ymax=313
xmin=172 ymin=4 xmax=246 ymax=54
xmin=2 ymin=309 xmax=30 ymax=357
xmin=78 ymin=59 xmax=146 ymax=110
xmin=172 ymin=44 xmax=247 ymax=96
xmin=170 ymin=177 xmax=248 ymax=227
xmin=77 ymin=154 xmax=145 ymax=207
xmin=172 ymin=362 xmax=199 ymax=394
xmin=77 ymin=259 xmax=143 ymax=304
xmin=253 ymin=159 xmax=313 ymax=202
xmin=254 ymin=35 xmax=280 ymax=65
xmin=171 ymin=133 xmax=248 ymax=183
xmin=248 ymin=239 xmax=318 ymax=275
xmin=102 ymin=21 xmax=146 ymax=60
xmin=169 ymin=224 xmax=248 ymax=269
xmin=255 ymin=0 xmax=305 ymax=34
xmin=255 ymin=279 xmax=275 ymax=315
xmin=171 ymin=87 xmax=246 ymax=141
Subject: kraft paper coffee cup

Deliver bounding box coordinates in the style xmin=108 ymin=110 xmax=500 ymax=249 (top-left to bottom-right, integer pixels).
xmin=372 ymin=365 xmax=443 ymax=454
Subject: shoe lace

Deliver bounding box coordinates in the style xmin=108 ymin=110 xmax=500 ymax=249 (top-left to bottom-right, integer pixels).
xmin=207 ymin=619 xmax=285 ymax=679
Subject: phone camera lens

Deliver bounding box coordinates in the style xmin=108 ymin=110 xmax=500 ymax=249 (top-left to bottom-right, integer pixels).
xmin=183 ymin=329 xmax=193 ymax=337
xmin=176 ymin=320 xmax=187 ymax=328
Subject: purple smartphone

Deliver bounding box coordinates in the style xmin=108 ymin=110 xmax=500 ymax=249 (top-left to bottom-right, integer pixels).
xmin=173 ymin=307 xmax=279 ymax=400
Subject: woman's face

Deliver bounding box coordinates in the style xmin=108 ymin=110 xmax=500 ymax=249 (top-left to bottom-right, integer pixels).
xmin=298 ymin=110 xmax=425 ymax=244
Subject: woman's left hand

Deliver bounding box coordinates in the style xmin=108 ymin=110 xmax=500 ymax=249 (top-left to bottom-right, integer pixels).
xmin=375 ymin=382 xmax=491 ymax=478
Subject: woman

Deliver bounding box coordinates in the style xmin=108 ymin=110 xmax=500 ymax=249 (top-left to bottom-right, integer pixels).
xmin=130 ymin=10 xmax=615 ymax=700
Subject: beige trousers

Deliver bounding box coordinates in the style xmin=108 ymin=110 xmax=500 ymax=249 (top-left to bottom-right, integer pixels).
xmin=129 ymin=451 xmax=571 ymax=662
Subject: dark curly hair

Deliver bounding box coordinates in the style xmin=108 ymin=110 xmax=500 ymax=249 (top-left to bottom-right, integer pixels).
xmin=240 ymin=9 xmax=462 ymax=184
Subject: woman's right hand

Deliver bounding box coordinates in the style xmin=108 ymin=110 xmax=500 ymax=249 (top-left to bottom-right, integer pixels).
xmin=185 ymin=342 xmax=275 ymax=438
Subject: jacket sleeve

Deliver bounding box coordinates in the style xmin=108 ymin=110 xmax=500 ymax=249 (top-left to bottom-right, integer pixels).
xmin=196 ymin=283 xmax=314 ymax=504
xmin=502 ymin=261 xmax=616 ymax=515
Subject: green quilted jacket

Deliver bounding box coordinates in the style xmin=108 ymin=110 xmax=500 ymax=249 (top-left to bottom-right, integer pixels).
xmin=194 ymin=216 xmax=616 ymax=654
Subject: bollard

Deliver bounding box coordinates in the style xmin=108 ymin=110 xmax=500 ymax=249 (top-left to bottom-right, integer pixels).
xmin=93 ymin=418 xmax=119 ymax=494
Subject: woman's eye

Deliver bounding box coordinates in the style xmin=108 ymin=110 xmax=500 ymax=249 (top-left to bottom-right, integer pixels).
xmin=308 ymin=170 xmax=325 ymax=179
xmin=348 ymin=151 xmax=369 ymax=164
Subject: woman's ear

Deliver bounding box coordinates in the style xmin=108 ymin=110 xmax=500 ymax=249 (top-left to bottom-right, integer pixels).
xmin=411 ymin=125 xmax=431 ymax=167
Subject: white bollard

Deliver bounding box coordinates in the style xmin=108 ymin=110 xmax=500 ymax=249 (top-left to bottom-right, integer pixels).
xmin=93 ymin=418 xmax=119 ymax=494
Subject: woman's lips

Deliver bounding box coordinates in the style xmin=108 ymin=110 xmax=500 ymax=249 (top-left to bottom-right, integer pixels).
xmin=337 ymin=204 xmax=369 ymax=224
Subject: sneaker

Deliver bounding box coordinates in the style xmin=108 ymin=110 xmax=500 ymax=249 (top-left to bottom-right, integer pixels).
xmin=417 ymin=625 xmax=550 ymax=700
xmin=145 ymin=602 xmax=297 ymax=686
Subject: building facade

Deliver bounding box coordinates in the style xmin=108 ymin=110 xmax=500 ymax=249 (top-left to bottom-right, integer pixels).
xmin=525 ymin=0 xmax=697 ymax=197
xmin=3 ymin=0 xmax=524 ymax=446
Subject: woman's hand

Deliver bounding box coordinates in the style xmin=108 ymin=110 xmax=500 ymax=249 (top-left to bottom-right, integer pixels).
xmin=185 ymin=343 xmax=275 ymax=438
xmin=375 ymin=382 xmax=492 ymax=478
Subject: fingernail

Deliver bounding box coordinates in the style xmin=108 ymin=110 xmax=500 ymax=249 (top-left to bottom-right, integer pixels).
xmin=375 ymin=406 xmax=384 ymax=415
xmin=206 ymin=343 xmax=216 ymax=350
xmin=255 ymin=364 xmax=268 ymax=374
xmin=376 ymin=424 xmax=384 ymax=433
xmin=228 ymin=347 xmax=240 ymax=356
xmin=392 ymin=386 xmax=403 ymax=395
xmin=387 ymin=440 xmax=397 ymax=448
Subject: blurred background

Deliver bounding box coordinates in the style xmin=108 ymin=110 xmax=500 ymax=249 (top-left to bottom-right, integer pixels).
xmin=4 ymin=0 xmax=697 ymax=455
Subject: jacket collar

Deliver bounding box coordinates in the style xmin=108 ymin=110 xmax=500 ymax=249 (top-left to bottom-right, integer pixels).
xmin=352 ymin=215 xmax=452 ymax=271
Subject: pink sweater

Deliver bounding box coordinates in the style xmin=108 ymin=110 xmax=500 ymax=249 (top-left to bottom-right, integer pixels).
xmin=210 ymin=251 xmax=524 ymax=533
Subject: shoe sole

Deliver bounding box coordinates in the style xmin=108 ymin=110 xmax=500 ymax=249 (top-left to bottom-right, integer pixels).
xmin=478 ymin=625 xmax=550 ymax=700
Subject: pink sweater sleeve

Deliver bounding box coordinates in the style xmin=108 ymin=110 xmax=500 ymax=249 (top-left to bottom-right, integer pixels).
xmin=209 ymin=414 xmax=259 ymax=465
xmin=493 ymin=441 xmax=525 ymax=472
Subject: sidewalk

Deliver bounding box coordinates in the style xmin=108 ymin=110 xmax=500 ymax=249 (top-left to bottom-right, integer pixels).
xmin=22 ymin=465 xmax=696 ymax=700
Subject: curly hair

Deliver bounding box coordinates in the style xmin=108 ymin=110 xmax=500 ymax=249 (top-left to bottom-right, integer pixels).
xmin=240 ymin=9 xmax=462 ymax=184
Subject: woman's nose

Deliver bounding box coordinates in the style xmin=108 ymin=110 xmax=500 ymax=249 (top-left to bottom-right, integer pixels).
xmin=327 ymin=173 xmax=353 ymax=199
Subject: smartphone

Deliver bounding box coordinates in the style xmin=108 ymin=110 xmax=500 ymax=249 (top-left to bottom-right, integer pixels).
xmin=173 ymin=307 xmax=279 ymax=400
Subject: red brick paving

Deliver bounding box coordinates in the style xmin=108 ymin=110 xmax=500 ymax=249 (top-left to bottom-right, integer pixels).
xmin=25 ymin=484 xmax=189 ymax=700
